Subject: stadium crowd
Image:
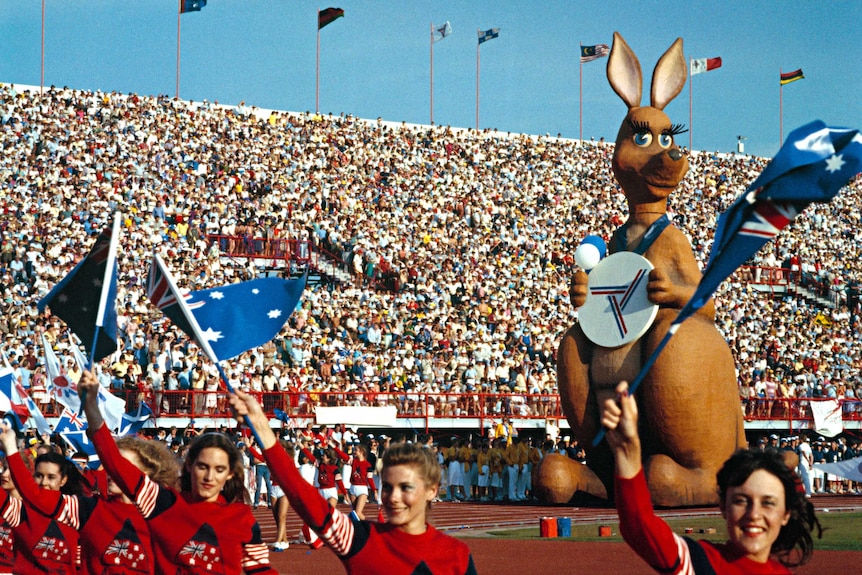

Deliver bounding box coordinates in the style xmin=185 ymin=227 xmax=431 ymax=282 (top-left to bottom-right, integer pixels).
xmin=1 ymin=82 xmax=861 ymax=430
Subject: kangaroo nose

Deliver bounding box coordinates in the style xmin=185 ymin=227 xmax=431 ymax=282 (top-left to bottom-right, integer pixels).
xmin=667 ymin=148 xmax=684 ymax=161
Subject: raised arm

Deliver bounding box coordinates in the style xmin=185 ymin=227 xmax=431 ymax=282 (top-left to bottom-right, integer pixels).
xmin=229 ymin=389 xmax=354 ymax=553
xmin=79 ymin=370 xmax=174 ymax=516
xmin=0 ymin=425 xmax=66 ymax=519
xmin=602 ymin=381 xmax=692 ymax=572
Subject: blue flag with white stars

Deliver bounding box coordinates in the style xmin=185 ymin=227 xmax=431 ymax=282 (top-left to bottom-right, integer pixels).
xmin=682 ymin=120 xmax=862 ymax=323
xmin=148 ymin=254 xmax=306 ymax=362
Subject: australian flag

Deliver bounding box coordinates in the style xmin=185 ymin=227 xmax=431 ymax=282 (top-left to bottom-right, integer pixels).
xmin=176 ymin=524 xmax=225 ymax=574
xmin=679 ymin=120 xmax=862 ymax=324
xmin=37 ymin=225 xmax=118 ymax=363
xmin=104 ymin=519 xmax=150 ymax=573
xmin=478 ymin=28 xmax=499 ymax=45
xmin=147 ymin=254 xmax=306 ymax=362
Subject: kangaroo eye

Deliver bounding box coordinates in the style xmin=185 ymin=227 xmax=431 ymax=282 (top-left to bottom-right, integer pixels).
xmin=633 ymin=132 xmax=652 ymax=147
xmin=658 ymin=133 xmax=673 ymax=148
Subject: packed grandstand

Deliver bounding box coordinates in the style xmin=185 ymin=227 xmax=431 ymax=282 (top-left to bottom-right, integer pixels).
xmin=1 ymin=82 xmax=860 ymax=435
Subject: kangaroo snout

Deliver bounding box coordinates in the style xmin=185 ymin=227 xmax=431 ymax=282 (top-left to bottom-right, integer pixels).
xmin=667 ymin=148 xmax=684 ymax=162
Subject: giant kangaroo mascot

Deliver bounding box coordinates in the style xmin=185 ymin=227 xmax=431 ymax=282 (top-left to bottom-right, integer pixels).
xmin=536 ymin=33 xmax=745 ymax=507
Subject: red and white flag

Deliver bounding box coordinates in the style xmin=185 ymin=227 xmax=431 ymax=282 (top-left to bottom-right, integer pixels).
xmin=691 ymin=57 xmax=722 ymax=75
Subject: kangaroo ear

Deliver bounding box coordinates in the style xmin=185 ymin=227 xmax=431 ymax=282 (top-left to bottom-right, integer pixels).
xmin=607 ymin=32 xmax=642 ymax=110
xmin=650 ymin=38 xmax=686 ymax=110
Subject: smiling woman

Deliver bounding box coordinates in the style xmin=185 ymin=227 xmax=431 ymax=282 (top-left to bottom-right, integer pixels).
xmin=601 ymin=381 xmax=822 ymax=574
xmin=229 ymin=388 xmax=478 ymax=575
xmin=79 ymin=370 xmax=279 ymax=575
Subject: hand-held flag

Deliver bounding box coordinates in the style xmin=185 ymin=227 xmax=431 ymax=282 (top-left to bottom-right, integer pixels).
xmin=147 ymin=254 xmax=307 ymax=363
xmin=594 ymin=120 xmax=862 ymax=445
xmin=37 ymin=217 xmax=120 ymax=364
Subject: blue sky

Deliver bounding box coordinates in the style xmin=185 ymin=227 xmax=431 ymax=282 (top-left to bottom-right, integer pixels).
xmin=1 ymin=1 xmax=859 ymax=157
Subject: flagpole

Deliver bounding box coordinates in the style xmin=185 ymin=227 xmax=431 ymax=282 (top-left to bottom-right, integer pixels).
xmin=430 ymin=22 xmax=434 ymax=125
xmin=579 ymin=44 xmax=583 ymax=143
xmin=176 ymin=0 xmax=181 ymax=99
xmin=89 ymin=213 xmax=121 ymax=369
xmin=779 ymin=67 xmax=783 ymax=146
xmin=40 ymin=0 xmax=45 ymax=95
xmin=688 ymin=58 xmax=694 ymax=152
xmin=316 ymin=8 xmax=320 ymax=114
xmin=476 ymin=34 xmax=480 ymax=131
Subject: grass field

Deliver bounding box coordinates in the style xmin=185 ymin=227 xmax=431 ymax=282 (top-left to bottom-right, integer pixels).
xmin=488 ymin=511 xmax=862 ymax=551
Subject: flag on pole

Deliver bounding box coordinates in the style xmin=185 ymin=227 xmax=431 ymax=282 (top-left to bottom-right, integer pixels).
xmin=180 ymin=0 xmax=206 ymax=14
xmin=68 ymin=340 xmax=126 ymax=433
xmin=780 ymin=68 xmax=804 ymax=85
xmin=594 ymin=120 xmax=862 ymax=444
xmin=318 ymin=7 xmax=344 ymax=30
xmin=37 ymin=223 xmax=119 ymax=363
xmin=691 ymin=57 xmax=722 ymax=75
xmin=118 ymin=403 xmax=154 ymax=437
xmin=147 ymin=254 xmax=307 ymax=363
xmin=55 ymin=407 xmax=88 ymax=436
xmin=0 ymin=367 xmax=21 ymax=417
xmin=434 ymin=21 xmax=452 ymax=42
xmin=580 ymin=44 xmax=609 ymax=63
xmin=478 ymin=28 xmax=499 ymax=45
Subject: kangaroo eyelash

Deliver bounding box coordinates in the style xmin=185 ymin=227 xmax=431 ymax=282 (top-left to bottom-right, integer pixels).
xmin=663 ymin=123 xmax=688 ymax=136
xmin=628 ymin=119 xmax=650 ymax=133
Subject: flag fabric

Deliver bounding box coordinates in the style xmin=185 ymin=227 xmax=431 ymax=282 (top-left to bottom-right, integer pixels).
xmin=594 ymin=120 xmax=862 ymax=445
xmin=69 ymin=342 xmax=127 ymax=433
xmin=691 ymin=57 xmax=722 ymax=75
xmin=37 ymin=225 xmax=119 ymax=363
xmin=180 ymin=0 xmax=206 ymax=14
xmin=318 ymin=7 xmax=344 ymax=30
xmin=580 ymin=44 xmax=609 ymax=63
xmin=0 ymin=367 xmax=19 ymax=416
xmin=478 ymin=28 xmax=499 ymax=45
xmin=148 ymin=254 xmax=307 ymax=363
xmin=118 ymin=403 xmax=153 ymax=437
xmin=43 ymin=334 xmax=79 ymax=411
xmin=814 ymin=455 xmax=862 ymax=483
xmin=55 ymin=408 xmax=88 ymax=436
xmin=780 ymin=68 xmax=804 ymax=85
xmin=810 ymin=399 xmax=843 ymax=437
xmin=16 ymin=383 xmax=51 ymax=436
xmin=434 ymin=21 xmax=452 ymax=42
xmin=61 ymin=429 xmax=100 ymax=469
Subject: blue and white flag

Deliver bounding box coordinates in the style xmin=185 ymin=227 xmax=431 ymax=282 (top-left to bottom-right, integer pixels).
xmin=118 ymin=402 xmax=153 ymax=437
xmin=60 ymin=429 xmax=100 ymax=469
xmin=148 ymin=254 xmax=307 ymax=362
xmin=15 ymin=383 xmax=51 ymax=437
xmin=434 ymin=21 xmax=452 ymax=42
xmin=55 ymin=407 xmax=88 ymax=435
xmin=478 ymin=28 xmax=499 ymax=45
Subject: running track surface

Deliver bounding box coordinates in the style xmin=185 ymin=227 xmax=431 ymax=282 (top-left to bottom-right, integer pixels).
xmin=256 ymin=494 xmax=862 ymax=574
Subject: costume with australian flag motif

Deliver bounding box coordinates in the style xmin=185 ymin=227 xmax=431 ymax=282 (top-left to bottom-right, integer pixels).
xmin=92 ymin=424 xmax=277 ymax=575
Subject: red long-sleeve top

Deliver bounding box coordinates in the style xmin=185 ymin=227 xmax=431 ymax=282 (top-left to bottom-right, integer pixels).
xmin=263 ymin=442 xmax=476 ymax=575
xmin=91 ymin=423 xmax=277 ymax=575
xmin=8 ymin=452 xmax=154 ymax=575
xmin=615 ymin=469 xmax=791 ymax=575
xmin=0 ymin=478 xmax=78 ymax=574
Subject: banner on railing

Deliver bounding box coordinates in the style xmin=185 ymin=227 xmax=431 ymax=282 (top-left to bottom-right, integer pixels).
xmin=810 ymin=399 xmax=843 ymax=437
xmin=314 ymin=406 xmax=398 ymax=427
